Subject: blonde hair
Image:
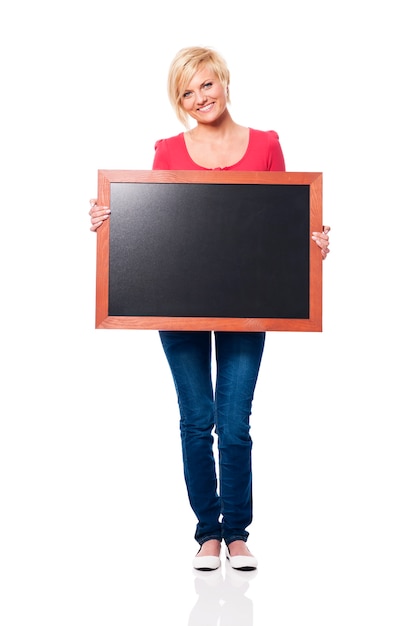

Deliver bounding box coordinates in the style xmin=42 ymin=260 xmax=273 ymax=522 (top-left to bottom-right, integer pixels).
xmin=167 ymin=46 xmax=231 ymax=128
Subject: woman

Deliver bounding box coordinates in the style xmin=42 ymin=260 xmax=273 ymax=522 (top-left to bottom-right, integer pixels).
xmin=90 ymin=46 xmax=330 ymax=571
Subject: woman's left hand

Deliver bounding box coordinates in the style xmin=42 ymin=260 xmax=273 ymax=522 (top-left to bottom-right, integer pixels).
xmin=312 ymin=226 xmax=331 ymax=260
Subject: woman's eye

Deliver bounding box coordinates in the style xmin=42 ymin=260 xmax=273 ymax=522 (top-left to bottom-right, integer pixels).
xmin=203 ymin=82 xmax=213 ymax=89
xmin=183 ymin=91 xmax=192 ymax=99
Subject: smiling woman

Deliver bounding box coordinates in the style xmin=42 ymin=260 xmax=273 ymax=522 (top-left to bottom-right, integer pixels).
xmin=169 ymin=48 xmax=250 ymax=169
xmin=88 ymin=45 xmax=330 ymax=573
xmin=168 ymin=46 xmax=231 ymax=128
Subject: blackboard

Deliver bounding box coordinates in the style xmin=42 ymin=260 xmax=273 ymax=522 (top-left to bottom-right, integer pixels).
xmin=95 ymin=170 xmax=322 ymax=331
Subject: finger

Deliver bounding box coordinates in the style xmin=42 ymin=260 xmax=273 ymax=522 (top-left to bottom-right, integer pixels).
xmin=312 ymin=228 xmax=330 ymax=237
xmin=89 ymin=206 xmax=110 ymax=217
xmin=90 ymin=219 xmax=105 ymax=232
xmin=311 ymin=233 xmax=328 ymax=244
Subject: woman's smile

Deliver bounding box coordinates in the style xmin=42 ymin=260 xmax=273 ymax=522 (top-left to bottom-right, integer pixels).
xmin=198 ymin=102 xmax=215 ymax=113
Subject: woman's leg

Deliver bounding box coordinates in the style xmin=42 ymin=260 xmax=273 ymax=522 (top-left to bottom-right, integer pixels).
xmin=214 ymin=331 xmax=266 ymax=545
xmin=159 ymin=331 xmax=222 ymax=545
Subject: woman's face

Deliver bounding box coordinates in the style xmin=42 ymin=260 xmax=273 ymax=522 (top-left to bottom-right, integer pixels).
xmin=180 ymin=66 xmax=228 ymax=125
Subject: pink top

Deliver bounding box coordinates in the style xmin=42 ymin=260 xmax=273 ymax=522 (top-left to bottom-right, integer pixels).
xmin=152 ymin=128 xmax=286 ymax=172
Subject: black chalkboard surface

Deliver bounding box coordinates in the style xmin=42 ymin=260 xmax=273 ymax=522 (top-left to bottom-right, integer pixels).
xmin=95 ymin=170 xmax=323 ymax=331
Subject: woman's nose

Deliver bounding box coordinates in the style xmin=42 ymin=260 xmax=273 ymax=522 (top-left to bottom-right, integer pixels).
xmin=195 ymin=90 xmax=208 ymax=104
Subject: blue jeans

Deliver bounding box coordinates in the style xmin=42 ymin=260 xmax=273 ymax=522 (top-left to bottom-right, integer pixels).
xmin=159 ymin=330 xmax=265 ymax=545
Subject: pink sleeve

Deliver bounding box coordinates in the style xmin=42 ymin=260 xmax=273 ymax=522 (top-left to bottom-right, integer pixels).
xmin=267 ymin=130 xmax=286 ymax=172
xmin=152 ymin=139 xmax=170 ymax=170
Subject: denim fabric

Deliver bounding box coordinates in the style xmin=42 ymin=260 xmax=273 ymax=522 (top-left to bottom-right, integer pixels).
xmin=159 ymin=330 xmax=265 ymax=545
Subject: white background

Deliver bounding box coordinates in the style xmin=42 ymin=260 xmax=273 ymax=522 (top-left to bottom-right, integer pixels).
xmin=1 ymin=1 xmax=416 ymax=624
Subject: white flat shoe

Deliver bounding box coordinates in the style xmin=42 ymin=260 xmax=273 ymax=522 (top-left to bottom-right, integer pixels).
xmin=192 ymin=554 xmax=221 ymax=571
xmin=225 ymin=545 xmax=258 ymax=571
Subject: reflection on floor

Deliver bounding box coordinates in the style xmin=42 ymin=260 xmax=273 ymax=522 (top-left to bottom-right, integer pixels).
xmin=189 ymin=561 xmax=256 ymax=626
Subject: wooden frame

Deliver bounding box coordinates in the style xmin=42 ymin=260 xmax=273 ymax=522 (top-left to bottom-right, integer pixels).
xmin=95 ymin=170 xmax=322 ymax=331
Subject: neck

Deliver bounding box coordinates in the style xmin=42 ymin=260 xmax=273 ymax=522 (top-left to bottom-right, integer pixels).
xmin=190 ymin=109 xmax=237 ymax=139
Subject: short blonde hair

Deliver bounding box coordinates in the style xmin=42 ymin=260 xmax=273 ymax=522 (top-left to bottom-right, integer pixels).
xmin=167 ymin=46 xmax=231 ymax=128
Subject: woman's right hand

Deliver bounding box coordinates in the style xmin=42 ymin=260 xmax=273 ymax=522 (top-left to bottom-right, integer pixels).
xmin=89 ymin=199 xmax=111 ymax=232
